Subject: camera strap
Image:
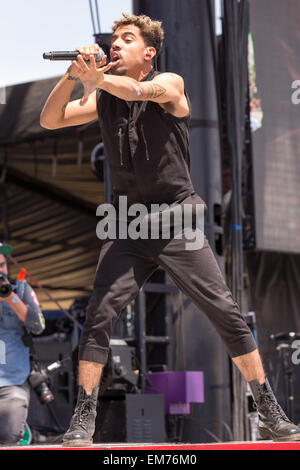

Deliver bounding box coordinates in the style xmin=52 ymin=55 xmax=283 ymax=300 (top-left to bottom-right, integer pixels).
xmin=22 ymin=327 xmax=38 ymax=361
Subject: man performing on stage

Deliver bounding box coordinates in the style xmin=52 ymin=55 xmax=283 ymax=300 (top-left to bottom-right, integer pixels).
xmin=40 ymin=13 xmax=300 ymax=445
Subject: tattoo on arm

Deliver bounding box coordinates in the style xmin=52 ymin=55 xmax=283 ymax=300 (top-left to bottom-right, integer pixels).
xmin=141 ymin=83 xmax=166 ymax=99
xmin=67 ymin=74 xmax=79 ymax=81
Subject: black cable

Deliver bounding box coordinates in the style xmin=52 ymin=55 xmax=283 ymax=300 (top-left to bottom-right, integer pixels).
xmin=46 ymin=402 xmax=66 ymax=434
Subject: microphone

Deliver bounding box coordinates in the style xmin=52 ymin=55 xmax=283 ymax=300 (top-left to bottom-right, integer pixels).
xmin=43 ymin=49 xmax=105 ymax=62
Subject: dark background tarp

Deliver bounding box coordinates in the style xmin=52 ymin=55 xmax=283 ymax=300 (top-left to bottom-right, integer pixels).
xmin=246 ymin=251 xmax=300 ymax=423
xmin=0 ymin=76 xmax=87 ymax=144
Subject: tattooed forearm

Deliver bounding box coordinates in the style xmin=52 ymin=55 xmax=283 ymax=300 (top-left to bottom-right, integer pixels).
xmin=141 ymin=83 xmax=166 ymax=99
xmin=67 ymin=74 xmax=79 ymax=81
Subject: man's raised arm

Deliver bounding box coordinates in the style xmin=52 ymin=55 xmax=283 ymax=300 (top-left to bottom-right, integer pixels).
xmin=40 ymin=45 xmax=106 ymax=130
xmin=98 ymin=72 xmax=184 ymax=105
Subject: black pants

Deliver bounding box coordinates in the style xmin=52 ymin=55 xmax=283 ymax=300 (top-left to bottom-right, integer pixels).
xmin=79 ymin=224 xmax=257 ymax=364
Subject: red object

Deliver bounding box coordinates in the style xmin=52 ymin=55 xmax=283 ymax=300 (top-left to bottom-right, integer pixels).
xmin=17 ymin=268 xmax=27 ymax=281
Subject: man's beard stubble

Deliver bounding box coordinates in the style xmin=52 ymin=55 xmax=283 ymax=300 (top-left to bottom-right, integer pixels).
xmin=110 ymin=66 xmax=127 ymax=76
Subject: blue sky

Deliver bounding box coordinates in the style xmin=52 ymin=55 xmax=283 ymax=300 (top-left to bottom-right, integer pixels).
xmin=0 ymin=0 xmax=132 ymax=86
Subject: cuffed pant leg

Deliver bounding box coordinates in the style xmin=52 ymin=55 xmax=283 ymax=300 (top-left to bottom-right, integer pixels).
xmin=155 ymin=234 xmax=257 ymax=358
xmin=79 ymin=238 xmax=159 ymax=365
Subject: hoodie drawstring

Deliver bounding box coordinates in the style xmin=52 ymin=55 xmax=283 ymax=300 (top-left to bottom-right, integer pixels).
xmin=118 ymin=101 xmax=150 ymax=166
xmin=118 ymin=127 xmax=124 ymax=166
xmin=141 ymin=124 xmax=150 ymax=161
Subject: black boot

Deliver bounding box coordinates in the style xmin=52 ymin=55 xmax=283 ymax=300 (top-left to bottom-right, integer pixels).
xmin=62 ymin=386 xmax=99 ymax=447
xmin=249 ymin=378 xmax=300 ymax=442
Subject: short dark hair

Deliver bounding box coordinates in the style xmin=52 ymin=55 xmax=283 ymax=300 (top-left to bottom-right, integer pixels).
xmin=112 ymin=13 xmax=164 ymax=57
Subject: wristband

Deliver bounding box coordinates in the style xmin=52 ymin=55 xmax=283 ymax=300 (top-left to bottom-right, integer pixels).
xmin=7 ymin=295 xmax=19 ymax=305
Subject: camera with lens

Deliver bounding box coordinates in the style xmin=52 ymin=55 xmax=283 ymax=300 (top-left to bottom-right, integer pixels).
xmin=0 ymin=272 xmax=12 ymax=298
xmin=28 ymin=358 xmax=55 ymax=405
xmin=22 ymin=330 xmax=62 ymax=406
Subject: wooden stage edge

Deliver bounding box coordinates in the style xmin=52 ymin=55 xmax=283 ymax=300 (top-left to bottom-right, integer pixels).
xmin=1 ymin=441 xmax=300 ymax=450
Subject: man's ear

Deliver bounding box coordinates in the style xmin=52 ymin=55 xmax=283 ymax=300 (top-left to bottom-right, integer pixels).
xmin=145 ymin=47 xmax=156 ymax=61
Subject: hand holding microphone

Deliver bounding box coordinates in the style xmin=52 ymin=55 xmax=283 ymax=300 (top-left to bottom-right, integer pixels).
xmin=43 ymin=44 xmax=107 ymax=78
xmin=43 ymin=44 xmax=113 ymax=107
xmin=43 ymin=46 xmax=105 ymax=63
xmin=49 ymin=44 xmax=109 ymax=84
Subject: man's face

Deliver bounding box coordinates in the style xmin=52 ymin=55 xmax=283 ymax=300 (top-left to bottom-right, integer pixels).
xmin=0 ymin=255 xmax=7 ymax=275
xmin=110 ymin=24 xmax=149 ymax=76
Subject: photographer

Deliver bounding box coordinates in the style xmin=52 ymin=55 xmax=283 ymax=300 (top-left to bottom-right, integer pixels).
xmin=0 ymin=242 xmax=45 ymax=445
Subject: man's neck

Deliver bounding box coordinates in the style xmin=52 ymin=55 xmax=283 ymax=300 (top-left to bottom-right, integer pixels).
xmin=127 ymin=65 xmax=154 ymax=82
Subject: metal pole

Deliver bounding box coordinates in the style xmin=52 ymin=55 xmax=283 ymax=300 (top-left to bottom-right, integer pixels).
xmin=223 ymin=0 xmax=250 ymax=441
xmin=90 ymin=142 xmax=112 ymax=203
xmin=135 ymin=289 xmax=147 ymax=393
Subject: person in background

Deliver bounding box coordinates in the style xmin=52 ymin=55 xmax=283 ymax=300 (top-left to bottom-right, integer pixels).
xmin=0 ymin=242 xmax=45 ymax=445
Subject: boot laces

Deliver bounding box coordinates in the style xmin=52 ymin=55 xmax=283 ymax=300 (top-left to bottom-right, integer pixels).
xmin=256 ymin=392 xmax=290 ymax=424
xmin=73 ymin=399 xmax=95 ymax=430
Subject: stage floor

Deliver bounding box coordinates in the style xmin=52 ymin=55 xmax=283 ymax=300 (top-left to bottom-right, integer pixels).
xmin=1 ymin=440 xmax=300 ymax=450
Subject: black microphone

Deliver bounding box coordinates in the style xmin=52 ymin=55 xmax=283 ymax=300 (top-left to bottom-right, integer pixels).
xmin=43 ymin=49 xmax=105 ymax=62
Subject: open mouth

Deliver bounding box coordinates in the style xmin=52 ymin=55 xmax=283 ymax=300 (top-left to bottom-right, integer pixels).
xmin=110 ymin=52 xmax=121 ymax=66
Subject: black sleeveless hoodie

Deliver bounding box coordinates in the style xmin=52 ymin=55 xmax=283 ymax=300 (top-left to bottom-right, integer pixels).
xmin=96 ymin=69 xmax=196 ymax=212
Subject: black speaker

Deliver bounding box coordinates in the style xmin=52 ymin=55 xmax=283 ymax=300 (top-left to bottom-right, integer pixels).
xmin=94 ymin=393 xmax=166 ymax=443
xmin=126 ymin=394 xmax=166 ymax=442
